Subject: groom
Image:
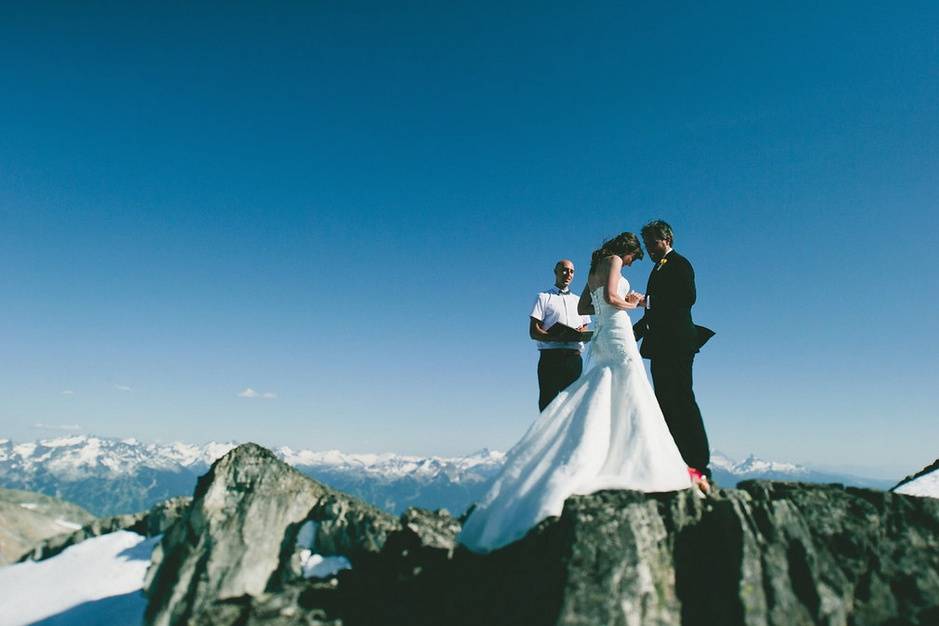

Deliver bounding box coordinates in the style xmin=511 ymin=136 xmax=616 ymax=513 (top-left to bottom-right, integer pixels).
xmin=633 ymin=220 xmax=713 ymax=482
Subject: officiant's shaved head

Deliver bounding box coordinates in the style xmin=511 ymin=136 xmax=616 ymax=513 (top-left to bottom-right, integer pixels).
xmin=554 ymin=259 xmax=575 ymax=289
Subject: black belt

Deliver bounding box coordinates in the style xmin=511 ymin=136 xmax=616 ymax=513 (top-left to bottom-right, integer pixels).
xmin=539 ymin=349 xmax=581 ymax=356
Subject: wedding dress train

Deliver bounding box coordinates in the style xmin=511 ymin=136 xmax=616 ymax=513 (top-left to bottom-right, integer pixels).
xmin=459 ymin=275 xmax=691 ymax=553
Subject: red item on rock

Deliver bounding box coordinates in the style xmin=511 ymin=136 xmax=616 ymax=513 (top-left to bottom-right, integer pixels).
xmin=687 ymin=467 xmax=711 ymax=495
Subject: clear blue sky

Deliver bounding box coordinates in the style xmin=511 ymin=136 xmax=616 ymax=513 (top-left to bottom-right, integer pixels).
xmin=2 ymin=2 xmax=937 ymax=477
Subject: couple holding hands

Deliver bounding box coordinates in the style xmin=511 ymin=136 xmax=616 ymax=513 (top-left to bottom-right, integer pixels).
xmin=460 ymin=220 xmax=714 ymax=553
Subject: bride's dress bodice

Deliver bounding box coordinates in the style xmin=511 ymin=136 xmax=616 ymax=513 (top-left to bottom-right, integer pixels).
xmin=587 ymin=277 xmax=642 ymax=366
xmin=458 ymin=272 xmax=691 ymax=554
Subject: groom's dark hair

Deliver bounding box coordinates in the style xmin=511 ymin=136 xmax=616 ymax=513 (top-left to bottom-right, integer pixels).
xmin=641 ymin=219 xmax=674 ymax=245
xmin=590 ymin=232 xmax=644 ymax=273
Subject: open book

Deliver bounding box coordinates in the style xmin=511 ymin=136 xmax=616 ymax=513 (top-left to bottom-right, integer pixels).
xmin=547 ymin=323 xmax=594 ymax=342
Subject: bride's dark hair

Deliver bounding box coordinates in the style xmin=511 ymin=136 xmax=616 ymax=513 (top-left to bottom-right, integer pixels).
xmin=589 ymin=232 xmax=644 ymax=273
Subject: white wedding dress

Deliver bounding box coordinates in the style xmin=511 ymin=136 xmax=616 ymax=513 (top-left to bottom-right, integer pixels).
xmin=459 ymin=275 xmax=692 ymax=553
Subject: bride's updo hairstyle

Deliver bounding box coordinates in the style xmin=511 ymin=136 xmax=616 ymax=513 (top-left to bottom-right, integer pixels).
xmin=589 ymin=232 xmax=644 ymax=273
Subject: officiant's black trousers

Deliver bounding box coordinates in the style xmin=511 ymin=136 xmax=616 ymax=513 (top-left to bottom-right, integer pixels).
xmin=537 ymin=349 xmax=582 ymax=411
xmin=651 ymin=355 xmax=711 ymax=477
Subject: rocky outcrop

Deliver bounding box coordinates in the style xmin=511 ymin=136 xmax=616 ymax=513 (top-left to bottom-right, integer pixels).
xmin=17 ymin=496 xmax=190 ymax=562
xmin=0 ymin=487 xmax=96 ymax=564
xmin=143 ymin=444 xmax=939 ymax=626
xmin=143 ymin=443 xmax=400 ymax=626
xmin=552 ymin=482 xmax=939 ymax=626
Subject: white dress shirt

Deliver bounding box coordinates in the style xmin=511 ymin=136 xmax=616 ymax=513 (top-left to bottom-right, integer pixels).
xmin=530 ymin=286 xmax=591 ymax=351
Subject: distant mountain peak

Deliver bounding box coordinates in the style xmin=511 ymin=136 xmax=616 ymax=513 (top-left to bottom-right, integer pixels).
xmin=709 ymin=451 xmax=808 ymax=477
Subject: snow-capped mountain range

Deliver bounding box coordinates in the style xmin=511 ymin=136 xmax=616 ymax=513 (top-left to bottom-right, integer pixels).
xmin=710 ymin=451 xmax=803 ymax=475
xmin=708 ymin=450 xmax=894 ymax=491
xmin=0 ymin=436 xmax=506 ymax=516
xmin=0 ymin=435 xmax=898 ymax=517
xmin=275 ymin=445 xmax=506 ymax=484
xmin=0 ymin=436 xmax=505 ymax=483
xmin=0 ymin=436 xmax=236 ymax=477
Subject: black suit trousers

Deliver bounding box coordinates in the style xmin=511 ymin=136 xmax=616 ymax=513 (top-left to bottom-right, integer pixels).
xmin=650 ymin=354 xmax=711 ymax=476
xmin=537 ymin=350 xmax=582 ymax=412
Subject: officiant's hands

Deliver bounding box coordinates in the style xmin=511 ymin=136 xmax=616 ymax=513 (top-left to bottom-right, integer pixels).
xmin=544 ymin=323 xmax=591 ymax=340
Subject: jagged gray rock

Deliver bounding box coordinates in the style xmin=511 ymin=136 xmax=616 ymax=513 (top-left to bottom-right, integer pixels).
xmin=518 ymin=482 xmax=939 ymax=626
xmin=143 ymin=443 xmax=399 ymax=626
xmin=191 ymin=583 xmax=343 ymax=626
xmin=142 ymin=444 xmax=939 ymax=626
xmin=17 ymin=496 xmax=190 ymax=562
xmin=398 ymin=507 xmax=461 ymax=552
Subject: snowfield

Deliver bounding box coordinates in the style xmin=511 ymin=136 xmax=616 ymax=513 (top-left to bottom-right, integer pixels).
xmin=894 ymin=468 xmax=939 ymax=499
xmin=0 ymin=531 xmax=158 ymax=626
xmin=0 ymin=528 xmax=359 ymax=625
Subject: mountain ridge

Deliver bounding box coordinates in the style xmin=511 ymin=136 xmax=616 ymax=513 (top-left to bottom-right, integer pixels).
xmin=0 ymin=435 xmax=903 ymax=517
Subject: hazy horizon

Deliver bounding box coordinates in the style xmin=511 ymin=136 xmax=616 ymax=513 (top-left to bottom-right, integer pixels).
xmin=0 ymin=431 xmax=913 ymax=481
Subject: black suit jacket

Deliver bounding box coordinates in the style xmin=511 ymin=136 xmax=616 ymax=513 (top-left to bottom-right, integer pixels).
xmin=633 ymin=250 xmax=709 ymax=358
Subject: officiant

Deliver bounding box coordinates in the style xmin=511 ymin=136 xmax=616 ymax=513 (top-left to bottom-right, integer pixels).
xmin=529 ymin=259 xmax=592 ymax=411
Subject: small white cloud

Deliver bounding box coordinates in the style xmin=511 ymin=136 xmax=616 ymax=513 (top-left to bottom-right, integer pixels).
xmin=238 ymin=388 xmax=277 ymax=400
xmin=33 ymin=423 xmax=82 ymax=431
xmin=115 ymin=385 xmax=133 ymax=392
xmin=62 ymin=390 xmax=74 ymax=395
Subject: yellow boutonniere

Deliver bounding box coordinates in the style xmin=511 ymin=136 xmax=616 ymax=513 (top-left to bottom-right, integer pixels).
xmin=656 ymin=257 xmax=668 ymax=270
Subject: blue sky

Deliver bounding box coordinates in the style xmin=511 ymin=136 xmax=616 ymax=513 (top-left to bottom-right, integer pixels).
xmin=1 ymin=2 xmax=937 ymax=477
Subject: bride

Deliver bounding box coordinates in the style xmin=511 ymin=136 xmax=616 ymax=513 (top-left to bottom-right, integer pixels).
xmin=459 ymin=232 xmax=693 ymax=553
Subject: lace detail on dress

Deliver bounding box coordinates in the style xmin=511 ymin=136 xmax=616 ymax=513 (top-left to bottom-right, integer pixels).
xmin=586 ymin=278 xmax=638 ymax=367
